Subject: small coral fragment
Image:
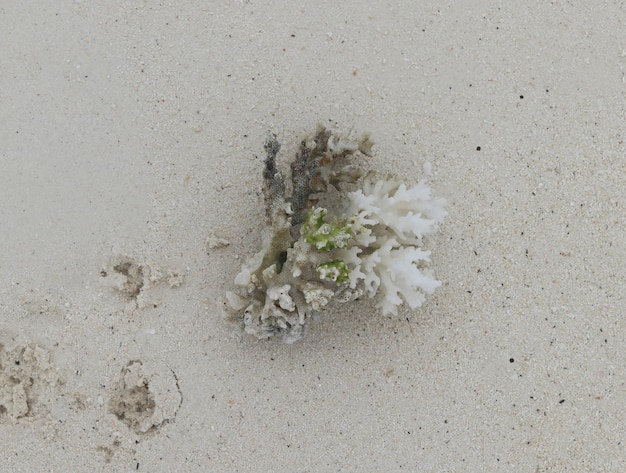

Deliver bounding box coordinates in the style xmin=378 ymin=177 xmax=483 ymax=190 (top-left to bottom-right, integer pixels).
xmin=317 ymin=260 xmax=351 ymax=284
xmin=223 ymin=126 xmax=446 ymax=343
xmin=339 ymin=177 xmax=447 ymax=315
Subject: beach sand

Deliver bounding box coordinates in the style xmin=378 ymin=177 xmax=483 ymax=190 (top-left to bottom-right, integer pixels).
xmin=1 ymin=1 xmax=625 ymax=471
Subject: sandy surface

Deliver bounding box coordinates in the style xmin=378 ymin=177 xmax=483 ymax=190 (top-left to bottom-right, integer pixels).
xmin=1 ymin=1 xmax=625 ymax=472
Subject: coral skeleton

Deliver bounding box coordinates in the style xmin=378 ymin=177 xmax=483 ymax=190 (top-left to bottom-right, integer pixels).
xmin=224 ymin=126 xmax=446 ymax=343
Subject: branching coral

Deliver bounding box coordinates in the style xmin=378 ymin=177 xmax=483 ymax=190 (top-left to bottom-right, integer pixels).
xmin=339 ymin=177 xmax=447 ymax=315
xmin=223 ymin=126 xmax=446 ymax=343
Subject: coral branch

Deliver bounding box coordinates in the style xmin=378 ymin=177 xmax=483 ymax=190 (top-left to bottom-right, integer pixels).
xmin=223 ymin=126 xmax=445 ymax=343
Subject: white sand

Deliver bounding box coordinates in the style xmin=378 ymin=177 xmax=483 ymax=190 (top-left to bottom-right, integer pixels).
xmin=1 ymin=1 xmax=625 ymax=471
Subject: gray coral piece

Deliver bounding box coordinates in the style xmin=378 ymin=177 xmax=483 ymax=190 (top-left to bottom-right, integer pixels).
xmin=224 ymin=126 xmax=371 ymax=343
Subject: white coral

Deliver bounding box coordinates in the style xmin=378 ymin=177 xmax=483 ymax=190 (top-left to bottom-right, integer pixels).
xmin=339 ymin=177 xmax=447 ymax=315
xmin=267 ymin=284 xmax=296 ymax=312
xmin=348 ymin=178 xmax=447 ymax=244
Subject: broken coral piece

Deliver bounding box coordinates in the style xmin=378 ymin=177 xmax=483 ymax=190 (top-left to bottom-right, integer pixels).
xmin=223 ymin=126 xmax=446 ymax=343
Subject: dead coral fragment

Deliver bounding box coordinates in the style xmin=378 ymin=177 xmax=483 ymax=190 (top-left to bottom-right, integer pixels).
xmin=223 ymin=126 xmax=446 ymax=343
xmin=224 ymin=126 xmax=368 ymax=343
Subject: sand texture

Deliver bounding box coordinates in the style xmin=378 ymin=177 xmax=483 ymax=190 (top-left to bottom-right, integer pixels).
xmin=1 ymin=1 xmax=625 ymax=471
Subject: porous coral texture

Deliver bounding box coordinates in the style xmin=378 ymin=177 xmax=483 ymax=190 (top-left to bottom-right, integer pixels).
xmin=339 ymin=177 xmax=447 ymax=315
xmin=224 ymin=127 xmax=370 ymax=343
xmin=223 ymin=127 xmax=446 ymax=342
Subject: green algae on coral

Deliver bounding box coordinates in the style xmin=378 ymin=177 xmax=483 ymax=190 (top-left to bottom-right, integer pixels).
xmin=301 ymin=207 xmax=352 ymax=251
xmin=317 ymin=260 xmax=351 ymax=284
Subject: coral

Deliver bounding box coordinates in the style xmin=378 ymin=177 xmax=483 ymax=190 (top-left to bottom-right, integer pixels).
xmin=301 ymin=207 xmax=352 ymax=251
xmin=339 ymin=177 xmax=447 ymax=315
xmin=223 ymin=126 xmax=445 ymax=343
